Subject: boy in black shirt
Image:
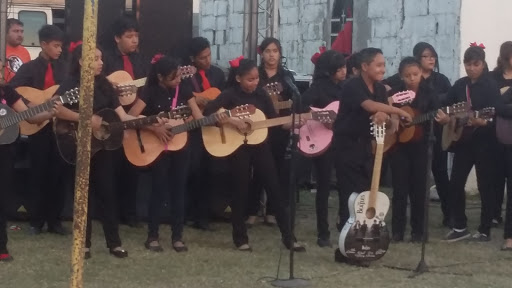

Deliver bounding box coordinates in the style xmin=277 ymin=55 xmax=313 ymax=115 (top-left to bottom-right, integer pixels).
xmin=9 ymin=25 xmax=69 ymax=236
xmin=0 ymin=81 xmax=62 ymax=261
xmin=333 ymin=48 xmax=411 ymax=265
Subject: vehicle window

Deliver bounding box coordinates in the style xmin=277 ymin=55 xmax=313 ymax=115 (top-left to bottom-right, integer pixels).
xmin=18 ymin=11 xmax=48 ymax=47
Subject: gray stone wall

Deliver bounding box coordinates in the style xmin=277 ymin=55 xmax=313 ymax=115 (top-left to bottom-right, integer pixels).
xmin=200 ymin=0 xmax=331 ymax=74
xmin=354 ymin=0 xmax=462 ymax=82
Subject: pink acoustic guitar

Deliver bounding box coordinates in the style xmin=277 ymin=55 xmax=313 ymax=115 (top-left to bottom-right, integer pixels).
xmin=298 ymin=101 xmax=339 ymax=157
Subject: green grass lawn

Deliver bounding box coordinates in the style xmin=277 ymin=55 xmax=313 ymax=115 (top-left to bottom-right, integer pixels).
xmin=1 ymin=190 xmax=510 ymax=288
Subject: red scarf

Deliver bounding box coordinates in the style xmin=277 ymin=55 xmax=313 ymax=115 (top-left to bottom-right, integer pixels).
xmin=122 ymin=55 xmax=135 ymax=79
xmin=198 ymin=69 xmax=211 ymax=90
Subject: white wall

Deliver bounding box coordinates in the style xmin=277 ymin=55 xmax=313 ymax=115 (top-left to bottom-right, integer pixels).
xmin=460 ymin=0 xmax=512 ymax=76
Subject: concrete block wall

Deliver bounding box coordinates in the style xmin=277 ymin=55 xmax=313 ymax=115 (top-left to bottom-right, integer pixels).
xmin=354 ymin=0 xmax=462 ymax=83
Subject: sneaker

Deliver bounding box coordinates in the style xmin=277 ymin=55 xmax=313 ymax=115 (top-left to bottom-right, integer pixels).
xmin=470 ymin=232 xmax=490 ymax=242
xmin=442 ymin=229 xmax=471 ymax=242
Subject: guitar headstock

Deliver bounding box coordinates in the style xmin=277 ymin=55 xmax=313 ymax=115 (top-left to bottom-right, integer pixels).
xmin=475 ymin=107 xmax=496 ymax=122
xmin=390 ymin=90 xmax=416 ymax=105
xmin=311 ymin=110 xmax=336 ymax=123
xmin=263 ymin=82 xmax=284 ymax=96
xmin=59 ymin=88 xmax=80 ymax=105
xmin=445 ymin=102 xmax=469 ymax=116
xmin=179 ymin=66 xmax=197 ymax=79
xmin=165 ymin=105 xmax=192 ymax=120
xmin=117 ymin=84 xmax=138 ymax=97
xmin=229 ymin=104 xmax=256 ymax=119
xmin=371 ymin=123 xmax=386 ymax=144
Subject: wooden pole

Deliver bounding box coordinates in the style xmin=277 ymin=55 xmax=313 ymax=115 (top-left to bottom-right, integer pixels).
xmin=70 ymin=0 xmax=99 ymax=287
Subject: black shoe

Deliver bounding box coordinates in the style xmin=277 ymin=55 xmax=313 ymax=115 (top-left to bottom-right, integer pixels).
xmin=144 ymin=239 xmax=164 ymax=252
xmin=470 ymin=232 xmax=491 ymax=242
xmin=317 ymin=238 xmax=332 ymax=248
xmin=334 ymin=249 xmax=370 ymax=267
xmin=109 ymin=248 xmax=128 ymax=258
xmin=283 ymin=240 xmax=306 ymax=252
xmin=392 ymin=234 xmax=404 ymax=243
xmin=29 ymin=226 xmax=43 ymax=235
xmin=410 ymin=234 xmax=424 ymax=243
xmin=442 ymin=229 xmax=471 ymax=242
xmin=48 ymin=225 xmax=70 ymax=236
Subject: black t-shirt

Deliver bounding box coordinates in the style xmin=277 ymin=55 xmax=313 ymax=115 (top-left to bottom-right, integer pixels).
xmin=140 ymin=84 xmax=193 ymax=116
xmin=203 ymin=86 xmax=277 ymax=119
xmin=333 ymin=76 xmax=387 ymax=142
xmin=9 ymin=55 xmax=67 ymax=90
xmin=102 ymin=48 xmax=150 ymax=79
xmin=184 ymin=65 xmax=226 ymax=93
xmin=0 ymin=85 xmax=22 ymax=107
xmin=57 ymin=76 xmax=121 ymax=113
xmin=300 ymin=77 xmax=343 ymax=113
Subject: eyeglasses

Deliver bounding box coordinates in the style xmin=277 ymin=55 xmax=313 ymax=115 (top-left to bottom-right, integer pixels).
xmin=421 ymin=55 xmax=437 ymax=60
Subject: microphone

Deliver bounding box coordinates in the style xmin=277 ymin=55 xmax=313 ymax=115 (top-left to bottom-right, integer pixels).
xmin=283 ymin=76 xmax=301 ymax=98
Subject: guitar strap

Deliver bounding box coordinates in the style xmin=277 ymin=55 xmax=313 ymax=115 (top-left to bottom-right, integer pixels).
xmin=191 ymin=75 xmax=202 ymax=93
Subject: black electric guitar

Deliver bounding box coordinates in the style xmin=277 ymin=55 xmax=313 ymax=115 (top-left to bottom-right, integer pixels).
xmin=54 ymin=105 xmax=191 ymax=164
xmin=339 ymin=123 xmax=391 ymax=261
xmin=0 ymin=88 xmax=79 ymax=145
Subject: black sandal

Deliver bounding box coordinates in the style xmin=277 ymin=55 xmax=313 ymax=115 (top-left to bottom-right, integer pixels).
xmin=172 ymin=241 xmax=188 ymax=253
xmin=144 ymin=239 xmax=164 ymax=252
xmin=109 ymin=247 xmax=128 ymax=258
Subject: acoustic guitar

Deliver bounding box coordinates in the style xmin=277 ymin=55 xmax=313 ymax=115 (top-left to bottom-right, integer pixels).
xmin=0 ymin=89 xmax=79 ymax=145
xmin=339 ymin=123 xmax=391 ymax=261
xmin=298 ymin=101 xmax=339 ymax=157
xmin=108 ymin=65 xmax=197 ymax=106
xmin=123 ymin=105 xmax=256 ymax=166
xmin=202 ymin=109 xmax=336 ymax=157
xmin=441 ymin=107 xmax=496 ymax=151
xmin=496 ymin=86 xmax=512 ymax=145
xmin=16 ymin=85 xmax=59 ymax=135
xmin=54 ymin=106 xmax=192 ymax=165
xmin=263 ymin=82 xmax=293 ymax=111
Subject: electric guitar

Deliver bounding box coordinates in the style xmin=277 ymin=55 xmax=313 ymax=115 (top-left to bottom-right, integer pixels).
xmin=54 ymin=105 xmax=192 ymax=165
xmin=297 ymin=101 xmax=339 ymax=157
xmin=263 ymin=82 xmax=293 ymax=111
xmin=496 ymin=86 xmax=512 ymax=145
xmin=202 ymin=109 xmax=336 ymax=157
xmin=16 ymin=85 xmax=60 ymax=135
xmin=339 ymin=123 xmax=391 ymax=261
xmin=441 ymin=107 xmax=496 ymax=151
xmin=123 ymin=105 xmax=256 ymax=166
xmin=0 ymin=89 xmax=79 ymax=145
xmin=108 ymin=65 xmax=197 ymax=106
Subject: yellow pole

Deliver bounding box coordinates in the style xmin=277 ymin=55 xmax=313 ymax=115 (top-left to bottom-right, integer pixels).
xmin=70 ymin=0 xmax=99 ymax=287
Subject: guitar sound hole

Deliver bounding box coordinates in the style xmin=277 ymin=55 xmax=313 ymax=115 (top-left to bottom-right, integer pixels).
xmin=366 ymin=207 xmax=376 ymax=219
xmin=309 ymin=144 xmax=315 ymax=150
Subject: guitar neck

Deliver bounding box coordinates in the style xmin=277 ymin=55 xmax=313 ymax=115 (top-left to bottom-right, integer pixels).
xmin=410 ymin=110 xmax=437 ymax=125
xmin=114 ymin=115 xmax=160 ymax=130
xmin=273 ymin=100 xmax=293 ymax=110
xmin=251 ymin=113 xmax=310 ymax=130
xmin=0 ymin=99 xmax=55 ymax=129
xmin=368 ymin=143 xmax=384 ymax=209
xmin=170 ymin=111 xmax=227 ymax=134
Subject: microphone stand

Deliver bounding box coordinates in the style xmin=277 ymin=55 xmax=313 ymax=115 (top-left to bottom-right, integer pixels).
xmin=271 ymin=79 xmax=311 ymax=288
xmin=384 ymin=119 xmax=471 ymax=277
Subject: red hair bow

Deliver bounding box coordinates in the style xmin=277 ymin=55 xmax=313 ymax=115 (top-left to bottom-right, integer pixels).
xmin=68 ymin=41 xmax=83 ymax=53
xmin=470 ymin=42 xmax=486 ymax=49
xmin=229 ymin=55 xmax=244 ymax=68
xmin=151 ymin=53 xmax=164 ymax=64
xmin=257 ymin=46 xmax=263 ymax=55
xmin=311 ymin=46 xmax=327 ymax=65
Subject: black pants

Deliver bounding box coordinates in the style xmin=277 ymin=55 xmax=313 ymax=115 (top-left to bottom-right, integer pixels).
xmin=313 ymin=148 xmax=336 ymax=240
xmin=450 ymin=135 xmax=496 ymax=236
xmin=86 ymin=149 xmax=122 ymax=249
xmin=334 ymin=140 xmax=373 ymax=226
xmin=503 ymin=145 xmax=512 ymax=239
xmin=229 ymin=143 xmax=293 ymax=247
xmin=27 ymin=125 xmax=69 ymax=229
xmin=390 ymin=142 xmax=428 ymax=237
xmin=148 ymin=149 xmax=190 ymax=242
xmin=0 ymin=144 xmax=14 ymax=254
xmin=432 ymin=126 xmax=451 ymax=222
xmin=186 ymin=131 xmax=211 ymax=226
xmin=116 ymin=150 xmax=139 ymax=223
xmin=494 ymin=142 xmax=507 ymax=221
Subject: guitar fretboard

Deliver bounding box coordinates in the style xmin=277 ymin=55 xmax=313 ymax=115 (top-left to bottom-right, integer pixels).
xmin=410 ymin=110 xmax=438 ymax=126
xmin=112 ymin=115 xmax=161 ymax=130
xmin=0 ymin=100 xmax=55 ymax=129
xmin=170 ymin=112 xmax=226 ymax=134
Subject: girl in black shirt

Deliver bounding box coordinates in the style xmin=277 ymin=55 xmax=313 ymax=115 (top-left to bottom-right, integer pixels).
xmin=203 ymin=58 xmax=305 ymax=252
xmin=129 ymin=56 xmax=202 ymax=252
xmin=300 ymin=50 xmax=346 ymax=247
xmin=388 ymin=57 xmax=444 ymax=242
xmin=442 ymin=45 xmax=500 ymax=243
xmin=490 ymin=41 xmax=512 ymax=227
xmin=56 ymin=43 xmax=141 ymax=259
xmin=0 ymin=83 xmax=60 ymax=262
xmin=247 ymin=38 xmax=295 ymax=227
